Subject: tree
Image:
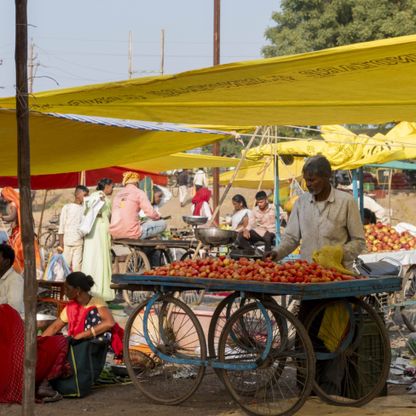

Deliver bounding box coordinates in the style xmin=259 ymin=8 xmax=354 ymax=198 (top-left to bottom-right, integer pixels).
xmin=263 ymin=0 xmax=416 ymax=57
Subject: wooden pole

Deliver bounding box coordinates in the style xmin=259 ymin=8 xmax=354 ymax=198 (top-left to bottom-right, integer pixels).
xmin=37 ymin=189 xmax=48 ymax=238
xmin=15 ymin=1 xmax=37 ymax=414
xmin=212 ymin=0 xmax=221 ymax=221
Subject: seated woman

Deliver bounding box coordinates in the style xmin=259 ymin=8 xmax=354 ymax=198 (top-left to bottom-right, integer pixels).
xmin=230 ymin=194 xmax=250 ymax=232
xmin=42 ymin=272 xmax=123 ymax=395
xmin=0 ymin=304 xmax=68 ymax=403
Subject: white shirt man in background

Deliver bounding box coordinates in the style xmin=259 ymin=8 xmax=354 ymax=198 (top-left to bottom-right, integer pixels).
xmin=0 ymin=244 xmax=24 ymax=315
xmin=193 ymin=168 xmax=208 ymax=188
xmin=58 ymin=185 xmax=89 ymax=271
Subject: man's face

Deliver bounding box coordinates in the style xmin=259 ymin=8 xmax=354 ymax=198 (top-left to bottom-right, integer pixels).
xmin=303 ymin=172 xmax=328 ymax=196
xmin=0 ymin=252 xmax=11 ymax=276
xmin=256 ymin=198 xmax=268 ymax=210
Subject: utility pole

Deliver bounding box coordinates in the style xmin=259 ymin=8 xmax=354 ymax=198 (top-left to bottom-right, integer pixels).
xmin=160 ymin=29 xmax=165 ymax=75
xmin=212 ymin=0 xmax=221 ymax=220
xmin=128 ymin=30 xmax=133 ymax=79
xmin=28 ymin=38 xmax=39 ymax=94
xmin=15 ymin=1 xmax=37 ymax=415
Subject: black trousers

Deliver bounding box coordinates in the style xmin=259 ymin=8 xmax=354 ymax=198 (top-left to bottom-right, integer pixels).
xmin=237 ymin=230 xmax=275 ymax=252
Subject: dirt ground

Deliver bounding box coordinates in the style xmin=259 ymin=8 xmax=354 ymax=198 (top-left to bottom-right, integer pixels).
xmin=3 ymin=383 xmax=416 ymax=416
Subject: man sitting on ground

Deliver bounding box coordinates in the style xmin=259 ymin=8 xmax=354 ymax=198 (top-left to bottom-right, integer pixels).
xmin=237 ymin=191 xmax=276 ymax=253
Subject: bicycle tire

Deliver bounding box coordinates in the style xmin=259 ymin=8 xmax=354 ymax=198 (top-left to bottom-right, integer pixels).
xmin=123 ymin=250 xmax=151 ymax=306
xmin=401 ymin=308 xmax=416 ymax=332
xmin=217 ymin=301 xmax=315 ymax=416
xmin=123 ymin=294 xmax=206 ymax=405
xmin=304 ymin=297 xmax=391 ymax=407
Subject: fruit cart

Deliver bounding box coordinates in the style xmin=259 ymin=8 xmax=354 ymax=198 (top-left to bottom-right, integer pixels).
xmin=111 ymin=271 xmax=400 ymax=416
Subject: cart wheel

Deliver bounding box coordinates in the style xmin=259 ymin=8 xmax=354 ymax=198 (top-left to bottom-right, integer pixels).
xmin=217 ymin=301 xmax=314 ymax=416
xmin=123 ymin=250 xmax=151 ymax=306
xmin=208 ymin=292 xmax=278 ymax=360
xmin=123 ymin=294 xmax=207 ymax=405
xmin=304 ymin=297 xmax=390 ymax=407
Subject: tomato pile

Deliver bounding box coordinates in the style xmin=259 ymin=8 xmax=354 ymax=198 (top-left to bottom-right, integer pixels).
xmin=365 ymin=223 xmax=416 ymax=252
xmin=143 ymin=257 xmax=363 ymax=283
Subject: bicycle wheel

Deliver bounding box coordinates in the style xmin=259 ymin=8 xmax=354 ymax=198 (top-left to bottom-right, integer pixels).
xmin=401 ymin=307 xmax=416 ymax=332
xmin=208 ymin=292 xmax=276 ymax=359
xmin=123 ymin=250 xmax=151 ymax=306
xmin=304 ymin=297 xmax=390 ymax=407
xmin=123 ymin=294 xmax=207 ymax=405
xmin=217 ymin=301 xmax=314 ymax=416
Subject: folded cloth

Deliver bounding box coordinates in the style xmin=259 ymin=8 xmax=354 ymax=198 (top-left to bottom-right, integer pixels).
xmin=312 ymin=245 xmax=355 ymax=276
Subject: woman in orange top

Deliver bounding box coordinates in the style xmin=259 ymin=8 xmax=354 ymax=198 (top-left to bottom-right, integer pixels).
xmin=0 ymin=187 xmax=41 ymax=274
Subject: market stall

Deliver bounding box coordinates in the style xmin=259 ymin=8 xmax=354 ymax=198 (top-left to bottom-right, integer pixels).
xmin=112 ymin=259 xmax=400 ymax=416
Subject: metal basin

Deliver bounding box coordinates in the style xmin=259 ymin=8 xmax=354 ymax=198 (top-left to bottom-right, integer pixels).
xmin=195 ymin=227 xmax=237 ymax=246
xmin=182 ymin=215 xmax=208 ymax=226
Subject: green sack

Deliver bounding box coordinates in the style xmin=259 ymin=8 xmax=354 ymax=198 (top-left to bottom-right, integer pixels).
xmin=51 ymin=339 xmax=108 ymax=398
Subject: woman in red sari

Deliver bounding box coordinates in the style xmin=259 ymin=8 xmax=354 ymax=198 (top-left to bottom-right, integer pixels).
xmin=43 ymin=272 xmax=124 ymax=358
xmin=0 ymin=187 xmax=41 ymax=274
xmin=0 ymin=304 xmax=68 ymax=403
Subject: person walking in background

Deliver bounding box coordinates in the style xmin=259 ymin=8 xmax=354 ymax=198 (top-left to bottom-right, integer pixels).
xmin=58 ymin=185 xmax=89 ymax=271
xmin=81 ymin=178 xmax=114 ymax=301
xmin=191 ymin=185 xmax=213 ymax=220
xmin=193 ymin=168 xmax=208 ymax=194
xmin=177 ymin=169 xmax=189 ymax=207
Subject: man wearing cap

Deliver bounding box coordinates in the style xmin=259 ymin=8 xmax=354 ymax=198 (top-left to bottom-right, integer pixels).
xmin=110 ymin=172 xmax=166 ymax=240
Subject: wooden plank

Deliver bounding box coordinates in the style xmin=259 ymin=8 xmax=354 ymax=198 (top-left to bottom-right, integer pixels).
xmin=113 ymin=239 xmax=199 ymax=249
xmin=15 ymin=0 xmax=37 ymax=414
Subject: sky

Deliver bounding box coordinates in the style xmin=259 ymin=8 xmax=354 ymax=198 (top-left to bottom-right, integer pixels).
xmin=0 ymin=0 xmax=280 ymax=97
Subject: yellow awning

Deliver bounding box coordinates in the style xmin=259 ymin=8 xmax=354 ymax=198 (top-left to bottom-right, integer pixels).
xmin=246 ymin=122 xmax=416 ymax=170
xmin=219 ymin=158 xmax=304 ymax=189
xmin=2 ymin=35 xmax=416 ymax=125
xmin=0 ymin=110 xmax=231 ymax=176
xmin=123 ymin=152 xmax=241 ymax=173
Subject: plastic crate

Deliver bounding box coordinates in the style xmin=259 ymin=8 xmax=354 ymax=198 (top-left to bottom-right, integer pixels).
xmin=346 ymin=312 xmax=387 ymax=399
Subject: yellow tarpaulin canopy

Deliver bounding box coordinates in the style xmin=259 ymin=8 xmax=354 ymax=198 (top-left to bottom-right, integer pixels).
xmin=2 ymin=35 xmax=416 ymax=125
xmin=219 ymin=157 xmax=304 ymax=189
xmin=0 ymin=110 xmax=231 ymax=176
xmin=246 ymin=122 xmax=416 ymax=170
xmin=124 ymin=152 xmax=241 ymax=173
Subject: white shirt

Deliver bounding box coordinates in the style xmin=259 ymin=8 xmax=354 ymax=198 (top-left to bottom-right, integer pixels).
xmin=193 ymin=170 xmax=208 ymax=187
xmin=0 ymin=267 xmax=24 ymax=315
xmin=58 ymin=203 xmax=84 ymax=246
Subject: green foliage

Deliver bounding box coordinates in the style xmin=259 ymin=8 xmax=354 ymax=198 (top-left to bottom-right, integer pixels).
xmin=263 ymin=0 xmax=416 ymax=57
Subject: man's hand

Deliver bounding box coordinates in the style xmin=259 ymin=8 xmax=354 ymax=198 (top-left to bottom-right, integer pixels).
xmin=263 ymin=250 xmax=279 ymax=261
xmin=243 ymin=229 xmax=250 ymax=239
xmin=57 ymin=246 xmax=64 ymax=254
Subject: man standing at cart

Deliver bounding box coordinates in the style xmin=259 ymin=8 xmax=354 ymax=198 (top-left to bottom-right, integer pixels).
xmin=266 ymin=155 xmax=366 ymax=397
xmin=267 ymin=155 xmax=366 ymax=270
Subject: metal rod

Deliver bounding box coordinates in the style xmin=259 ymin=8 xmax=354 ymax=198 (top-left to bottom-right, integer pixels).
xmin=15 ymin=0 xmax=37 ymax=414
xmin=212 ymin=0 xmax=221 ymax=221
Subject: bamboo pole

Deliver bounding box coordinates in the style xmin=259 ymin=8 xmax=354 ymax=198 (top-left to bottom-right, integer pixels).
xmin=15 ymin=1 xmax=37 ymax=414
xmin=37 ymin=189 xmax=48 ymax=238
xmin=192 ymin=127 xmax=260 ymax=259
